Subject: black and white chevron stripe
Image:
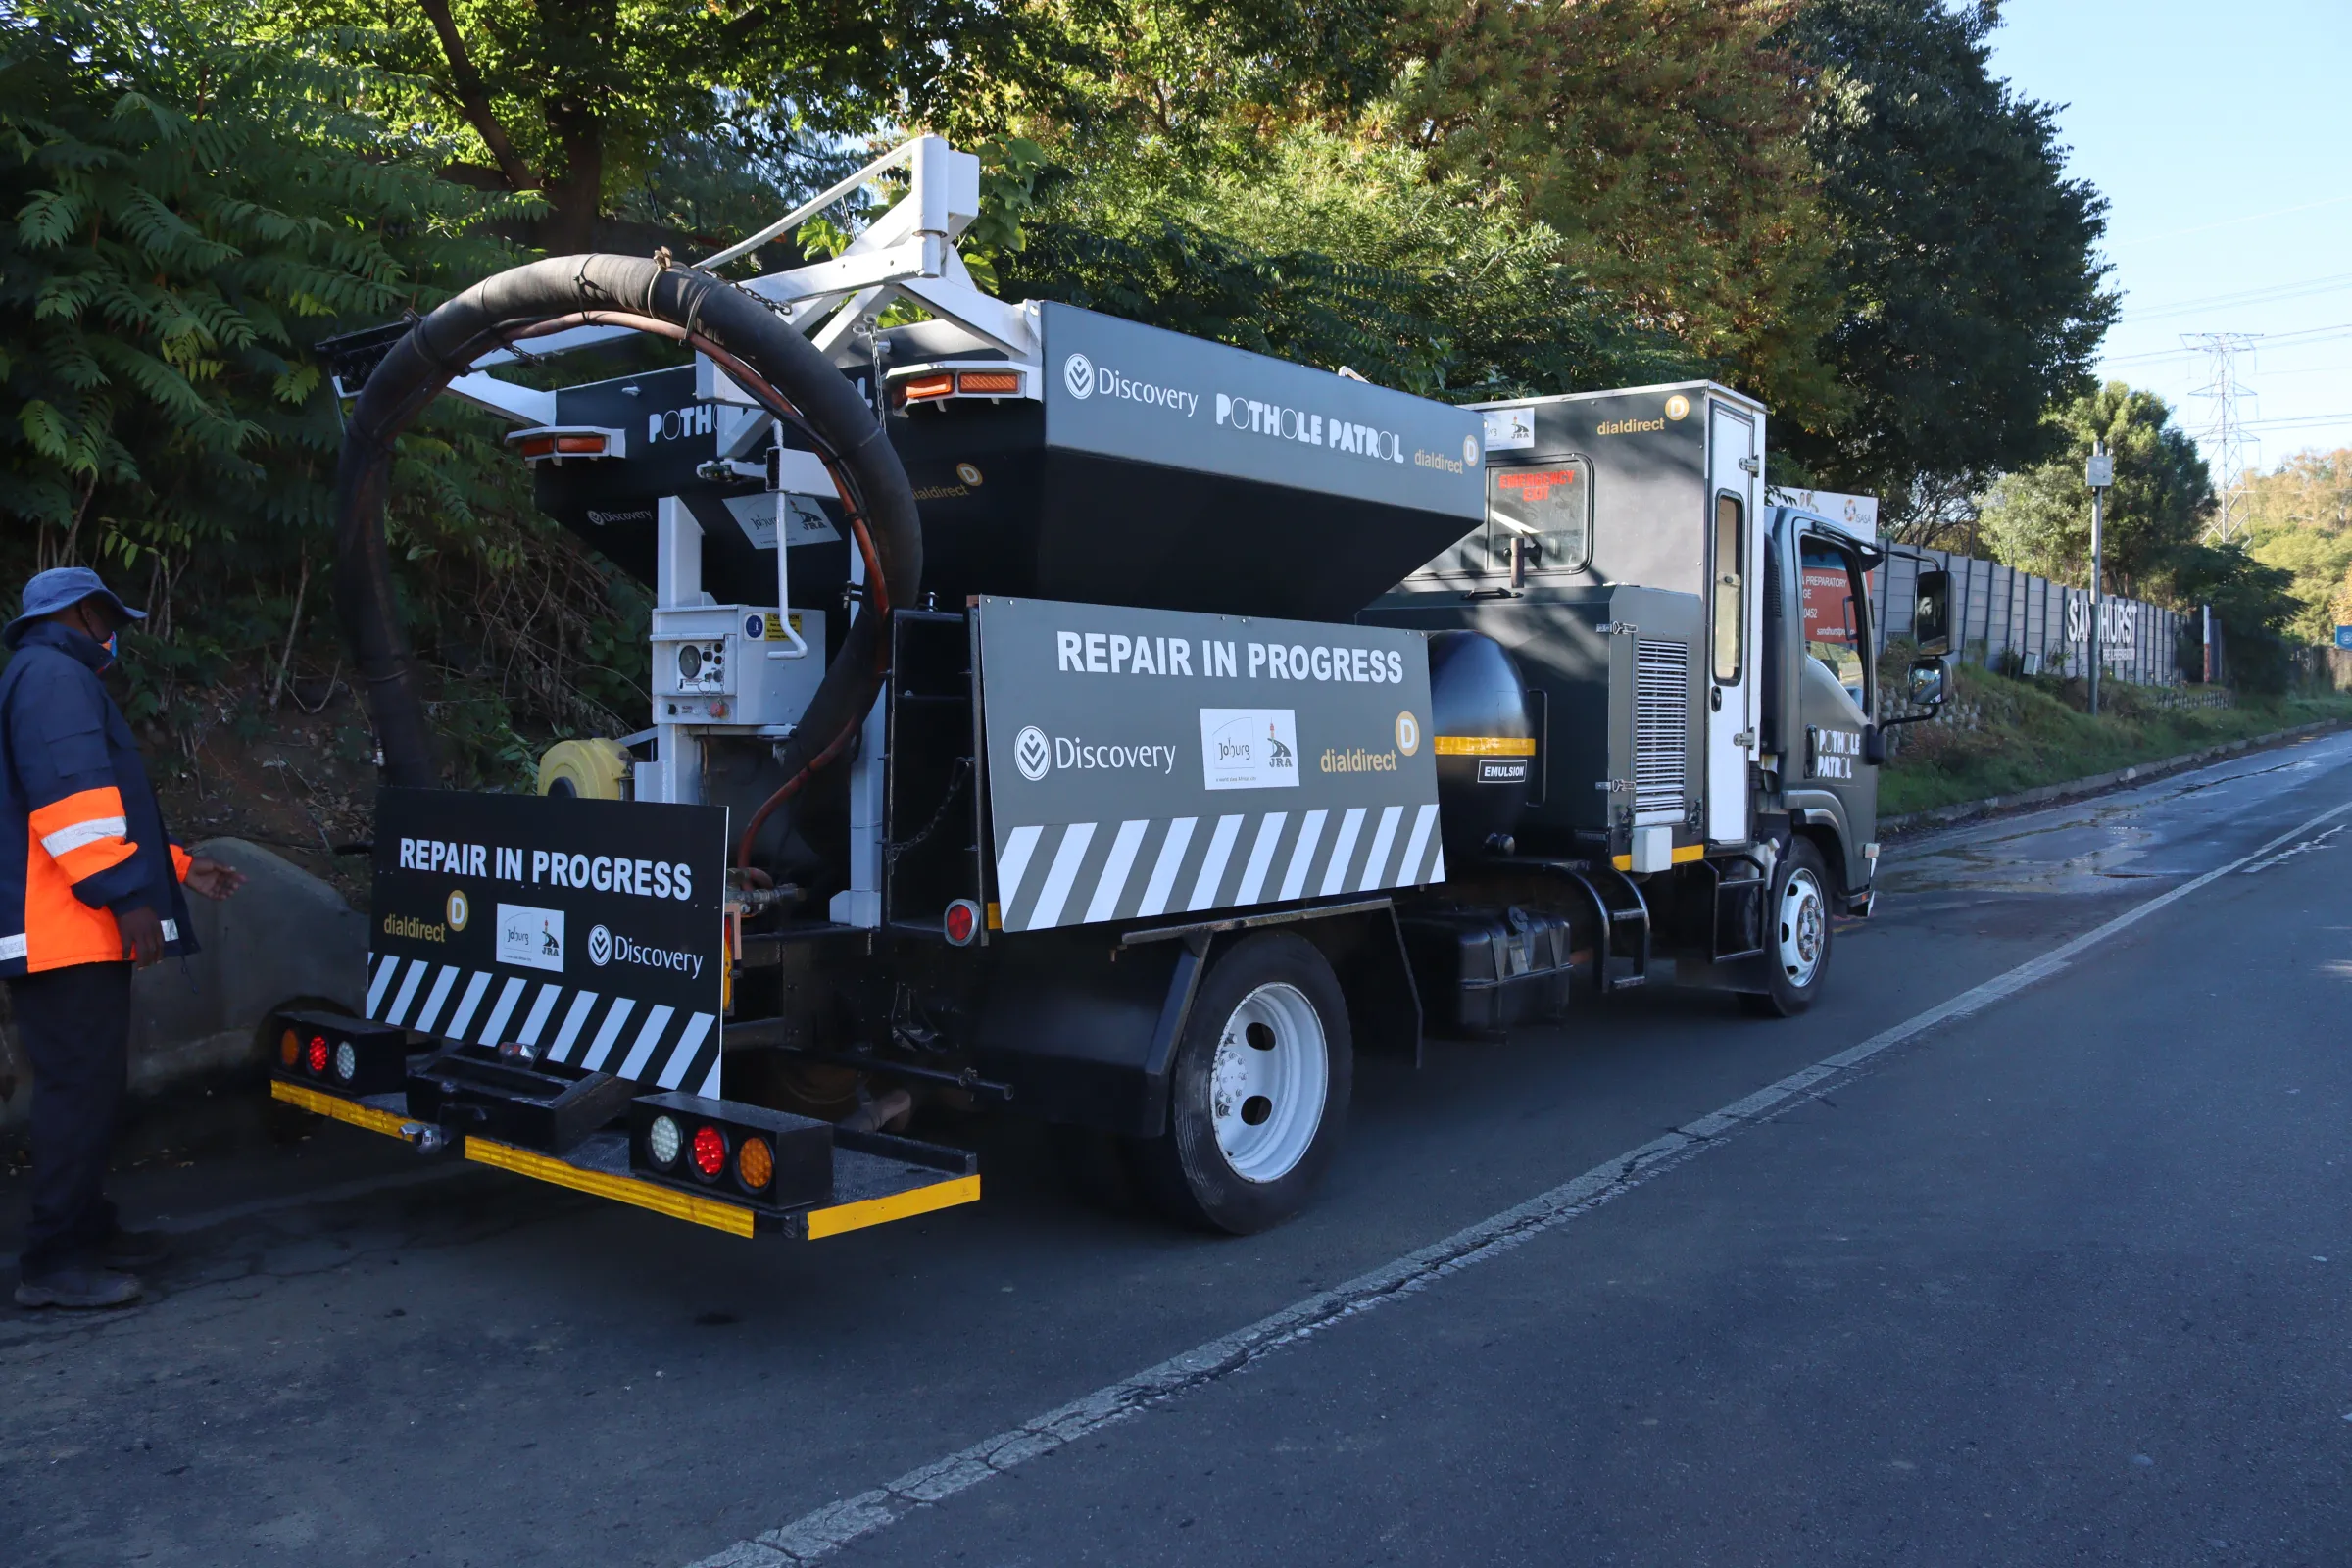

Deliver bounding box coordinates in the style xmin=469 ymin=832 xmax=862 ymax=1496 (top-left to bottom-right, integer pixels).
xmin=995 ymin=802 xmax=1445 ymax=934
xmin=364 ymin=954 xmax=722 ymax=1098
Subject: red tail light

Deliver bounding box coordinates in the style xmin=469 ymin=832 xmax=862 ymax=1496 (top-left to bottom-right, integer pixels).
xmin=307 ymin=1036 xmax=330 ymax=1074
xmin=690 ymin=1124 xmax=728 ymax=1180
xmin=944 ymin=899 xmax=979 ymax=946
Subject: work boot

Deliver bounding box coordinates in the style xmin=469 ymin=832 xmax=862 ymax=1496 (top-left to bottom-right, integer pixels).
xmin=15 ymin=1265 xmax=144 ymax=1309
xmin=103 ymin=1228 xmax=170 ymax=1269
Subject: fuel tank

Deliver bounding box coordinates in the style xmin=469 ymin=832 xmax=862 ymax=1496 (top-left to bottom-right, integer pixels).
xmin=1427 ymin=630 xmax=1536 ymax=862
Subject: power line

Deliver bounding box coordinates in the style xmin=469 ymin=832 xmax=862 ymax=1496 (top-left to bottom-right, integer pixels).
xmin=2182 ymin=333 xmax=2262 ymax=539
xmin=2107 ymin=322 xmax=2352 ymax=366
xmin=2108 ymin=191 xmax=2352 ymax=248
xmin=2126 ymin=270 xmax=2352 ymax=323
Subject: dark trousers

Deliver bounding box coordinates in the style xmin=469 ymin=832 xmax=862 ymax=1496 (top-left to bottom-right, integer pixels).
xmin=12 ymin=961 xmax=132 ymax=1278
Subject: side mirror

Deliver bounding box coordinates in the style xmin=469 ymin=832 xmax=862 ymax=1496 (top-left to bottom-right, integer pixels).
xmin=1913 ymin=568 xmax=1951 ymax=657
xmin=1906 ymin=657 xmax=1947 ymax=709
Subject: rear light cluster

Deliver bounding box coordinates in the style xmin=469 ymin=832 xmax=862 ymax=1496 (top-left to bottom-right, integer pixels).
xmin=628 ymin=1091 xmax=831 ymax=1211
xmin=270 ymin=1010 xmax=411 ymax=1096
xmin=892 ymin=368 xmax=1027 ymax=407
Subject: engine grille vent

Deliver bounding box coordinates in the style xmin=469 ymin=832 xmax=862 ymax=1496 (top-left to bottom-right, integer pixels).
xmin=1634 ymin=639 xmax=1689 ymax=825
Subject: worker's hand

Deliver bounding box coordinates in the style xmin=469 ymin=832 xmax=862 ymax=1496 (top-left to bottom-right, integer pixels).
xmin=117 ymin=906 xmax=166 ymax=968
xmin=184 ymin=857 xmax=244 ymax=901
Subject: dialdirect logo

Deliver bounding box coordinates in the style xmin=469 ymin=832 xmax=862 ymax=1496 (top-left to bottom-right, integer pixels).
xmin=382 ymin=912 xmax=447 ymax=943
xmin=1396 ymin=711 xmax=1422 ymax=756
xmin=445 ymin=889 xmax=469 ymax=931
xmin=1665 ymin=394 xmax=1690 ymax=420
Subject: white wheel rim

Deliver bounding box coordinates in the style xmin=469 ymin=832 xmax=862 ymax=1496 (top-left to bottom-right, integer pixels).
xmin=1209 ymin=982 xmax=1328 ymax=1184
xmin=1777 ymin=866 xmax=1827 ymax=988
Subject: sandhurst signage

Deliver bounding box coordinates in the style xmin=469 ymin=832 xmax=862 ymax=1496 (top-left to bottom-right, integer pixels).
xmin=368 ymin=789 xmax=729 ymax=1097
xmin=973 ymin=596 xmax=1444 ymax=934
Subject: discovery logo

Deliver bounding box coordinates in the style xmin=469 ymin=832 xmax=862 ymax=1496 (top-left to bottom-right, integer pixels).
xmin=1013 ymin=724 xmax=1176 ymax=781
xmin=587 ymin=922 xmax=706 ymax=979
xmin=1060 ymin=352 xmax=1200 ymax=416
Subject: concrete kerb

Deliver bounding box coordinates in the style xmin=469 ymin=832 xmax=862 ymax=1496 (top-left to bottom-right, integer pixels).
xmin=1879 ymin=719 xmax=2350 ymax=838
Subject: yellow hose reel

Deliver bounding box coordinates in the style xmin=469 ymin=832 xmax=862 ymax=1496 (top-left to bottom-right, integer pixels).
xmin=537 ymin=738 xmax=632 ymax=800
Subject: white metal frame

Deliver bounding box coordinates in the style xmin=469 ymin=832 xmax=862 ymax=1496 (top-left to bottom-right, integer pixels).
xmin=441 ymin=136 xmax=1038 ymax=427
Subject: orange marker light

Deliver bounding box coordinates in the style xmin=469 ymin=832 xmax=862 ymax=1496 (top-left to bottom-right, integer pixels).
xmin=957 ymin=370 xmax=1021 ymax=395
xmin=280 ymin=1029 xmax=300 ymax=1067
xmin=736 ymin=1135 xmax=774 ymax=1192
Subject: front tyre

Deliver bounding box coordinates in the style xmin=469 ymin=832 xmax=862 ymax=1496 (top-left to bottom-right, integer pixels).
xmin=1132 ymin=932 xmax=1353 ymax=1235
xmin=1741 ymin=837 xmax=1833 ymax=1018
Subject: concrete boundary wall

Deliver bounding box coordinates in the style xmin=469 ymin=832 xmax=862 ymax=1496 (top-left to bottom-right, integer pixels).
xmin=1870 ymin=547 xmax=2187 ymax=687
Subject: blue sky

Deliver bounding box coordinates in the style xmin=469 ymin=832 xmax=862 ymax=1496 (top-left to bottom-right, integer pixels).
xmin=1986 ymin=0 xmax=2352 ymax=481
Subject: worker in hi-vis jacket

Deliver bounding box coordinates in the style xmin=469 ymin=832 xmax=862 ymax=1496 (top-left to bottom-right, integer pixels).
xmin=1 ymin=567 xmax=244 ymax=1308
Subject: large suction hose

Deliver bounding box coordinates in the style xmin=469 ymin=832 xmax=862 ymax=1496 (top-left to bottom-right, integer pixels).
xmin=330 ymin=255 xmax=923 ymax=848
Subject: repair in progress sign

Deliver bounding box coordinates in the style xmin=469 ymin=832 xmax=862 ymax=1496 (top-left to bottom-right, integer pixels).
xmin=973 ymin=596 xmax=1442 ymax=932
xmin=366 ymin=789 xmax=729 ymax=1096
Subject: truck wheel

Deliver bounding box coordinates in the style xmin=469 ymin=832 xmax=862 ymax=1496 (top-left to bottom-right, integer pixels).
xmin=1741 ymin=838 xmax=1832 ymax=1018
xmin=1132 ymin=932 xmax=1353 ymax=1235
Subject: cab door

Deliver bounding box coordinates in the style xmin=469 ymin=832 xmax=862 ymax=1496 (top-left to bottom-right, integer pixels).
xmin=1705 ymin=402 xmax=1760 ymax=843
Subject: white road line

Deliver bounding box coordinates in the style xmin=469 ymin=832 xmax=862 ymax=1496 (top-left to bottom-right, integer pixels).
xmin=683 ymin=793 xmax=2352 ymax=1568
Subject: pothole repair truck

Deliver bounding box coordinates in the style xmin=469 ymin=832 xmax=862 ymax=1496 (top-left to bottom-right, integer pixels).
xmin=275 ymin=136 xmax=1953 ymax=1239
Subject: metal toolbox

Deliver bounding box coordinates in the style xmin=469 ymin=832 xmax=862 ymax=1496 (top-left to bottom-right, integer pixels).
xmin=1399 ymin=906 xmax=1574 ymax=1037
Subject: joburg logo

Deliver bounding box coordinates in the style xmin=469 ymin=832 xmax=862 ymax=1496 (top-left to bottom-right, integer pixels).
xmin=1062 ymin=353 xmax=1095 ymax=399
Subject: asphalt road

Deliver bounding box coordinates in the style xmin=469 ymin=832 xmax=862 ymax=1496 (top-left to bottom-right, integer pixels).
xmin=5 ymin=732 xmax=2350 ymax=1567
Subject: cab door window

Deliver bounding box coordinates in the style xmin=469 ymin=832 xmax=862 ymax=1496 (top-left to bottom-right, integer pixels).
xmin=1799 ymin=534 xmax=1874 ymax=712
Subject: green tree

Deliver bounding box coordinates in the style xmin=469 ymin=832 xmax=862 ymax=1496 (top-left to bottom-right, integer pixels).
xmin=0 ymin=1 xmax=639 ymax=775
xmin=1003 ymin=129 xmax=1681 ymax=399
xmin=2236 ymin=449 xmax=2352 ymax=642
xmin=1778 ymin=0 xmax=2116 ymax=537
xmin=276 ymin=0 xmax=1083 ymax=254
xmin=1979 ymin=384 xmax=2211 ymax=600
xmin=1376 ymin=0 xmax=1845 ymax=419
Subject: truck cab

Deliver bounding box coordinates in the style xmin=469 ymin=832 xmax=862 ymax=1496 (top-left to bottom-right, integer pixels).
xmin=1364 ymin=385 xmax=1937 ymax=1021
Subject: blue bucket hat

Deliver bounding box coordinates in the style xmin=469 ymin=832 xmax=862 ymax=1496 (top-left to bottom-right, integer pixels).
xmin=4 ymin=566 xmax=148 ymax=649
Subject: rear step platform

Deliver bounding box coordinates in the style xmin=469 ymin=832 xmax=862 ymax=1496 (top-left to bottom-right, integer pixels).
xmin=270 ymin=1078 xmax=980 ymax=1240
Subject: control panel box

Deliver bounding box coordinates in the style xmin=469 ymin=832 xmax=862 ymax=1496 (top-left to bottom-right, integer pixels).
xmin=651 ymin=604 xmax=826 ymax=729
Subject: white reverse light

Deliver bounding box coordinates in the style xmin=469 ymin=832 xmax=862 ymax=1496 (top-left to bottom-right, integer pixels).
xmin=647 ymin=1114 xmax=682 ymax=1169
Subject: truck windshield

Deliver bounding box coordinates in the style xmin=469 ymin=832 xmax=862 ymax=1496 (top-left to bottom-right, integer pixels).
xmin=1485 ymin=459 xmax=1591 ymax=574
xmin=1799 ymin=536 xmax=1872 ymax=710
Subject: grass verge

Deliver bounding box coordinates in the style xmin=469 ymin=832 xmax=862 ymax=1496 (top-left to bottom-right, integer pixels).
xmin=1878 ymin=664 xmax=2352 ymax=819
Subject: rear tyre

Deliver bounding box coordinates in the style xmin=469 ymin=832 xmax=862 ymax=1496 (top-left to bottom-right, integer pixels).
xmin=1740 ymin=837 xmax=1833 ymax=1018
xmin=1131 ymin=932 xmax=1352 ymax=1235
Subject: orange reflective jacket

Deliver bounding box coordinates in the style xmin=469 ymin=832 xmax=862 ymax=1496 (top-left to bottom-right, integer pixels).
xmin=0 ymin=619 xmax=194 ymax=974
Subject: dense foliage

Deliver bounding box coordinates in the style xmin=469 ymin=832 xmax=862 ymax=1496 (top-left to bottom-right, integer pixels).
xmin=2238 ymin=450 xmax=2352 ymax=643
xmin=0 ymin=2 xmax=647 ymax=780
xmin=1778 ymin=1 xmax=2116 ymax=538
